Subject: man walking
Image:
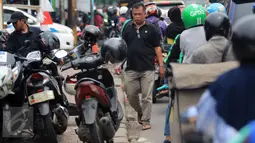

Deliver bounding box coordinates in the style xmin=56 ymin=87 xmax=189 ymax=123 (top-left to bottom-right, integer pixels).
xmin=122 ymin=2 xmax=164 ymax=130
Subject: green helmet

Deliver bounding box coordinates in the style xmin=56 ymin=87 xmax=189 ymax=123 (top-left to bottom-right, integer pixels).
xmin=182 ymin=4 xmax=207 ymax=29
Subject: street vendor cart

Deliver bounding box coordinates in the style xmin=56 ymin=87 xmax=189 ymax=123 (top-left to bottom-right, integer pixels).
xmin=169 ymin=61 xmax=239 ymax=143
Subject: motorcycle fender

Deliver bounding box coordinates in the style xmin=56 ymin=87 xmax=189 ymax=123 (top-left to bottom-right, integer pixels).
xmin=49 ymin=78 xmax=61 ymax=96
xmin=36 ymin=102 xmax=50 ymax=116
xmin=81 ymin=98 xmax=98 ymax=125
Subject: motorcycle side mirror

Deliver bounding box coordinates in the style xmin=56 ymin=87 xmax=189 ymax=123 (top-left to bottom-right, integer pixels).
xmin=54 ymin=50 xmax=68 ymax=59
xmin=180 ymin=106 xmax=198 ymax=125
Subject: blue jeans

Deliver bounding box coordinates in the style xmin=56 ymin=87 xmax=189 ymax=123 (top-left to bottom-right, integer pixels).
xmin=163 ymin=64 xmax=168 ymax=85
xmin=164 ymin=104 xmax=171 ymax=136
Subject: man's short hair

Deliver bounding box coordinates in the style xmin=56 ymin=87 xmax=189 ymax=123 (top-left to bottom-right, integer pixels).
xmin=132 ymin=2 xmax=146 ymax=11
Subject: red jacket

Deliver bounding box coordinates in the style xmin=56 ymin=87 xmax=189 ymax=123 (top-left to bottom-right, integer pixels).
xmin=94 ymin=14 xmax=103 ymax=28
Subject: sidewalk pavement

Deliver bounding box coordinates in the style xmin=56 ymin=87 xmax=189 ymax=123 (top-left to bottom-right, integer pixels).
xmin=114 ymin=77 xmax=129 ymax=143
xmin=57 ymin=66 xmax=129 ymax=143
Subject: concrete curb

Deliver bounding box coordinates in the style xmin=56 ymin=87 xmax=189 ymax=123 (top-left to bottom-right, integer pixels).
xmin=114 ymin=78 xmax=129 ymax=143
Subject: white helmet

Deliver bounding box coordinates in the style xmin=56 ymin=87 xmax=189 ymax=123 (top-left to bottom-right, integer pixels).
xmin=119 ymin=6 xmax=128 ymax=15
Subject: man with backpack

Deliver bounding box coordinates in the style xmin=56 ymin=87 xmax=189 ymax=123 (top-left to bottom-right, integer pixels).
xmin=144 ymin=2 xmax=167 ymax=41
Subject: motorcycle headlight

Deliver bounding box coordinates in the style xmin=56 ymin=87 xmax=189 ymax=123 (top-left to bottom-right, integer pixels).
xmin=12 ymin=66 xmax=19 ymax=82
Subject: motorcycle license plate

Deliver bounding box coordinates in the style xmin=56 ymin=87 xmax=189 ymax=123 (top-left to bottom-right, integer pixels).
xmin=0 ymin=52 xmax=7 ymax=62
xmin=28 ymin=90 xmax=55 ymax=105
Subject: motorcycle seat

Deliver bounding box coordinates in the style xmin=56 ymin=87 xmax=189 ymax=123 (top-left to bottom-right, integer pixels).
xmin=75 ymin=77 xmax=106 ymax=90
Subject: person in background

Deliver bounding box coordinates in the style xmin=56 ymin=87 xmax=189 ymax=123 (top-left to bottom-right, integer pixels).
xmin=106 ymin=6 xmax=119 ymax=37
xmin=119 ymin=6 xmax=129 ymax=24
xmin=179 ymin=4 xmax=207 ymax=64
xmin=6 ymin=11 xmax=42 ymax=106
xmin=6 ymin=11 xmax=42 ymax=56
xmin=165 ymin=6 xmax=185 ymax=54
xmin=195 ymin=15 xmax=255 ymax=142
xmin=191 ymin=6 xmax=233 ymax=63
xmin=82 ymin=12 xmax=90 ymax=26
xmin=145 ymin=2 xmax=167 ymax=40
xmin=159 ymin=6 xmax=186 ymax=143
xmin=107 ymin=6 xmax=119 ymax=25
xmin=122 ymin=2 xmax=164 ymax=130
xmin=64 ymin=9 xmax=68 ymax=26
xmin=94 ymin=6 xmax=104 ymax=29
xmin=126 ymin=0 xmax=143 ymax=19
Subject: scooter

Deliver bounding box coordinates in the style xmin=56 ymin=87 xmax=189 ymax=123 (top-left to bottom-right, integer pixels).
xmin=62 ymin=53 xmax=124 ymax=143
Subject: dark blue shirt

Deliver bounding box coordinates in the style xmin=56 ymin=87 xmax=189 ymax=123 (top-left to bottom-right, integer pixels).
xmin=6 ymin=26 xmax=42 ymax=56
xmin=209 ymin=64 xmax=255 ymax=130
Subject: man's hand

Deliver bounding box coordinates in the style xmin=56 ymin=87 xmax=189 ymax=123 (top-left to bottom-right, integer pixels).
xmin=114 ymin=64 xmax=122 ymax=75
xmin=159 ymin=66 xmax=165 ymax=79
xmin=155 ymin=46 xmax=164 ymax=79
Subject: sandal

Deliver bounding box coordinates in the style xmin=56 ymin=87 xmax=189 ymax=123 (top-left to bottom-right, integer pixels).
xmin=142 ymin=121 xmax=151 ymax=130
xmin=156 ymin=90 xmax=168 ymax=98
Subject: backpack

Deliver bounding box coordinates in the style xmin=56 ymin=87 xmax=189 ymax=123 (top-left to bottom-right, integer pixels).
xmin=151 ymin=19 xmax=163 ymax=41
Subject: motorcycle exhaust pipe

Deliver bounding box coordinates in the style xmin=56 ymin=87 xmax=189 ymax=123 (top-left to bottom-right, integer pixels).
xmin=99 ymin=117 xmax=116 ymax=139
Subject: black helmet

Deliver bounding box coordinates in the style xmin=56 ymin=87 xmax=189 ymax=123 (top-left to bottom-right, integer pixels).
xmin=37 ymin=31 xmax=60 ymax=53
xmin=82 ymin=25 xmax=101 ymax=47
xmin=101 ymin=38 xmax=127 ymax=63
xmin=107 ymin=6 xmax=117 ymax=16
xmin=0 ymin=30 xmax=10 ymax=42
xmin=231 ymin=15 xmax=255 ymax=63
xmin=204 ymin=12 xmax=231 ymax=41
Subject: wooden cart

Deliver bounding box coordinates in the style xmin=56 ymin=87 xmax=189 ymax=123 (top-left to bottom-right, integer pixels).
xmin=169 ymin=61 xmax=239 ymax=143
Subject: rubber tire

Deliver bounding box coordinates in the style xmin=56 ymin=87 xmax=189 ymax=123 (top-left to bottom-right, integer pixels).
xmin=42 ymin=113 xmax=58 ymax=143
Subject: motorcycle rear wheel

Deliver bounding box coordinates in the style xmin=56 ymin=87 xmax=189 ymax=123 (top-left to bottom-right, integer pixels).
xmin=42 ymin=113 xmax=58 ymax=143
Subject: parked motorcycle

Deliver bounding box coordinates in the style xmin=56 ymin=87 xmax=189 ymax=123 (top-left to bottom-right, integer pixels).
xmin=21 ymin=49 xmax=68 ymax=142
xmin=0 ymin=48 xmax=67 ymax=142
xmin=62 ymin=53 xmax=123 ymax=143
xmin=0 ymin=51 xmax=24 ymax=141
xmin=61 ymin=38 xmax=127 ymax=143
